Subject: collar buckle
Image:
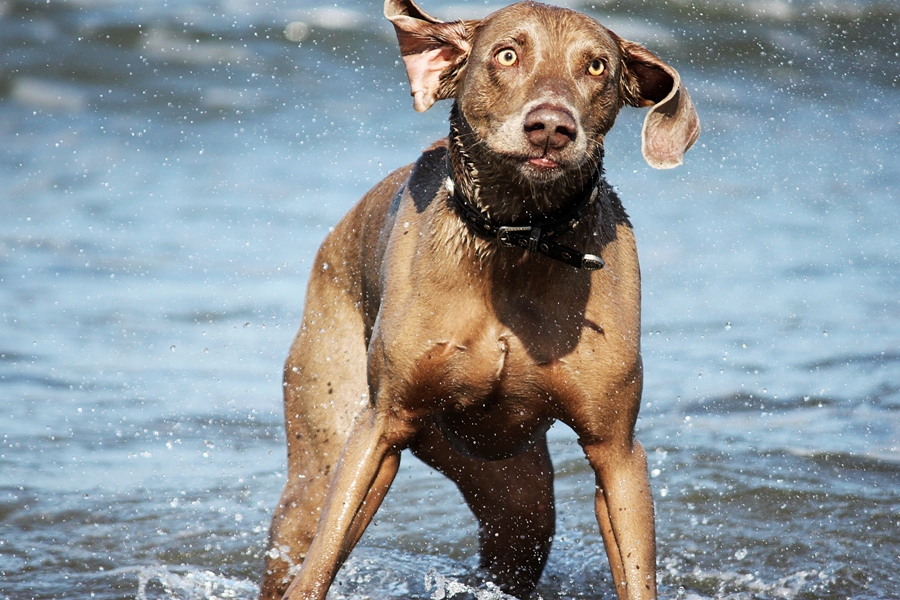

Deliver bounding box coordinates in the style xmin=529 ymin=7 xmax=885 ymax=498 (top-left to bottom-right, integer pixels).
xmin=497 ymin=225 xmax=532 ymax=243
xmin=497 ymin=225 xmax=541 ymax=254
xmin=580 ymin=254 xmax=605 ymax=271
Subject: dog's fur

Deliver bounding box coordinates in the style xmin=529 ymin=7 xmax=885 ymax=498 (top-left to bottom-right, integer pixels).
xmin=260 ymin=1 xmax=699 ymax=598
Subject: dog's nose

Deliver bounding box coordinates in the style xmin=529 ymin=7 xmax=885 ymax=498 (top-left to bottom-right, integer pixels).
xmin=523 ymin=106 xmax=577 ymax=150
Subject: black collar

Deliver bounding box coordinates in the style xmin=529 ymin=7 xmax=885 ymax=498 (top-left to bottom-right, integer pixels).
xmin=446 ymin=156 xmax=605 ymax=271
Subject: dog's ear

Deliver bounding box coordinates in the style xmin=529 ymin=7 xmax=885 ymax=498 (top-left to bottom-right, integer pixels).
xmin=619 ymin=39 xmax=700 ymax=169
xmin=384 ymin=0 xmax=473 ymax=112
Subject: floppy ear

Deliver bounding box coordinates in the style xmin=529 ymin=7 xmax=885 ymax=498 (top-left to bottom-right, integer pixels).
xmin=384 ymin=0 xmax=474 ymax=112
xmin=619 ymin=39 xmax=701 ymax=169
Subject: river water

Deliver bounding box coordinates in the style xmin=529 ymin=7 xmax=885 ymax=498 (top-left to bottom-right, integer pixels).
xmin=1 ymin=0 xmax=898 ymax=598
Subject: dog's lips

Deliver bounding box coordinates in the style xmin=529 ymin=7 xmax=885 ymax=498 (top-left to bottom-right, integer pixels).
xmin=520 ymin=154 xmax=575 ymax=180
xmin=527 ymin=156 xmax=560 ymax=169
xmin=493 ymin=147 xmax=577 ymax=180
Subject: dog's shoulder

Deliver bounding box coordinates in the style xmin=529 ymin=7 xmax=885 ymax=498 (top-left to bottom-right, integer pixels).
xmin=406 ymin=139 xmax=450 ymax=214
xmin=599 ymin=182 xmax=632 ymax=231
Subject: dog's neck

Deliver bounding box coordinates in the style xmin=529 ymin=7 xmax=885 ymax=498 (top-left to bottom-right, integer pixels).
xmin=447 ymin=103 xmax=604 ymax=224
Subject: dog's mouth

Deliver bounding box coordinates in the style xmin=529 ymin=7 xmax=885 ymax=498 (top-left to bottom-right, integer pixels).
xmin=517 ymin=152 xmax=574 ymax=181
xmin=527 ymin=156 xmax=561 ymax=169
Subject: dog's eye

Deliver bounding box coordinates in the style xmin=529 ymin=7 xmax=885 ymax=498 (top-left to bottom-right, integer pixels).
xmin=588 ymin=59 xmax=605 ymax=76
xmin=496 ymin=48 xmax=518 ymax=67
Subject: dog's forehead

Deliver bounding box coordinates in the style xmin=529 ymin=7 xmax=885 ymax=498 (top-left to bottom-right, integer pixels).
xmin=474 ymin=2 xmax=618 ymax=52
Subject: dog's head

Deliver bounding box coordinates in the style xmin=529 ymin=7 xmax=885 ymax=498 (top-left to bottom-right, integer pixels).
xmin=385 ymin=0 xmax=699 ymax=174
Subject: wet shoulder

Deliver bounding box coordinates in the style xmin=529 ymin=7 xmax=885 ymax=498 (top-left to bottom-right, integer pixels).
xmin=407 ymin=139 xmax=450 ymax=214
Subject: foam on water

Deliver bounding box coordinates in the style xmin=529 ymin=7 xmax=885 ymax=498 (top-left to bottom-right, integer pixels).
xmin=133 ymin=551 xmax=518 ymax=600
xmin=129 ymin=552 xmax=836 ymax=600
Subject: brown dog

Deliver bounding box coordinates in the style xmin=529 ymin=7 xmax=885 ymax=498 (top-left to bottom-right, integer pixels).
xmin=260 ymin=1 xmax=699 ymax=598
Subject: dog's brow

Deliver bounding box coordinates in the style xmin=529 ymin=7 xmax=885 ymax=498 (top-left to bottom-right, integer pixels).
xmin=485 ymin=30 xmax=530 ymax=49
xmin=576 ymin=43 xmax=616 ymax=62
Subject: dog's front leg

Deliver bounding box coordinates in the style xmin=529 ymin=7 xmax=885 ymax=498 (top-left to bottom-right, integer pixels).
xmin=281 ymin=407 xmax=411 ymax=600
xmin=582 ymin=440 xmax=657 ymax=600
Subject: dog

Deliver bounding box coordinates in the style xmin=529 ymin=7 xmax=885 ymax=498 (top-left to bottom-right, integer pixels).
xmin=260 ymin=1 xmax=699 ymax=598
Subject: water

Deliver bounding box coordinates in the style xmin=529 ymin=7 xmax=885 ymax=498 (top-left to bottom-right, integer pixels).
xmin=1 ymin=0 xmax=898 ymax=598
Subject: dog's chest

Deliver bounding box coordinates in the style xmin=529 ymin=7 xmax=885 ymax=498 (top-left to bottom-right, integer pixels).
xmin=393 ymin=324 xmax=567 ymax=458
xmin=379 ymin=259 xmax=601 ymax=413
xmin=395 ymin=312 xmax=572 ymax=410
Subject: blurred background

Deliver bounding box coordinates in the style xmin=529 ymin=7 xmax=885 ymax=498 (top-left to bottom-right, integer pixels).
xmin=1 ymin=0 xmax=898 ymax=598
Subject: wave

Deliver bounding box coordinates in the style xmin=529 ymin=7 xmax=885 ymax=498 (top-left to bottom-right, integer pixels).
xmin=660 ymin=558 xmax=833 ymax=600
xmin=2 ymin=0 xmax=897 ymax=72
xmin=805 ymin=350 xmax=900 ymax=371
xmin=1 ymin=0 xmax=894 ymax=118
xmin=786 ymin=447 xmax=900 ymax=474
xmin=678 ymin=392 xmax=839 ymax=415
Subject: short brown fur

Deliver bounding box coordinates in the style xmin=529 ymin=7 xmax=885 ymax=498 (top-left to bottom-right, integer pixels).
xmin=260 ymin=1 xmax=699 ymax=598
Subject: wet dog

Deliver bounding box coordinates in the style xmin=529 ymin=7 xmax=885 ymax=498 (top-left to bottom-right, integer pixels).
xmin=260 ymin=1 xmax=698 ymax=598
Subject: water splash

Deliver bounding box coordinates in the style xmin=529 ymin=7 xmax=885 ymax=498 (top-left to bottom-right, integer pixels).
xmin=136 ymin=566 xmax=257 ymax=600
xmin=425 ymin=569 xmax=518 ymax=600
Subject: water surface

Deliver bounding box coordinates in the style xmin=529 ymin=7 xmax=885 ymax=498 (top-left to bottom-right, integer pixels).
xmin=1 ymin=0 xmax=898 ymax=598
